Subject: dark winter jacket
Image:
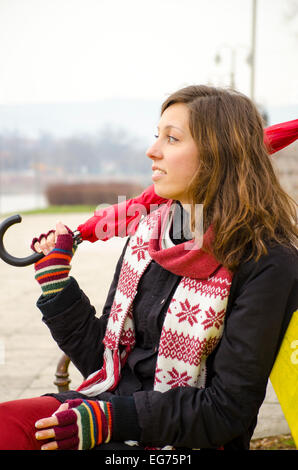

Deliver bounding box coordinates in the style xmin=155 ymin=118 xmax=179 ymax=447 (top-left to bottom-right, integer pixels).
xmin=38 ymin=235 xmax=297 ymax=450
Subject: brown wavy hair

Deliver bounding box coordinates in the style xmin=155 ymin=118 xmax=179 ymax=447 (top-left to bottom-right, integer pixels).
xmin=161 ymin=85 xmax=298 ymax=271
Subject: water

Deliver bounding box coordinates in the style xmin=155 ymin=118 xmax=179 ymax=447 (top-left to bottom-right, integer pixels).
xmin=0 ymin=193 xmax=48 ymax=215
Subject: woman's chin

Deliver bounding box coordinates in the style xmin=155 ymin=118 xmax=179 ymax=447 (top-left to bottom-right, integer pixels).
xmin=153 ymin=185 xmax=171 ymax=200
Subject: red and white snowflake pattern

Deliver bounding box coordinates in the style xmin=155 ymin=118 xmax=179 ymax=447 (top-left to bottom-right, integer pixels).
xmin=103 ymin=328 xmax=118 ymax=349
xmin=201 ymin=306 xmax=225 ymax=330
xmin=131 ymin=236 xmax=149 ymax=261
xmin=158 ymin=328 xmax=206 ymax=366
xmin=175 ymin=299 xmax=201 ymax=326
xmin=166 ymin=367 xmax=192 ymax=388
xmin=117 ymin=261 xmax=140 ymax=298
xmin=110 ymin=301 xmax=122 ymax=323
xmin=181 ymin=275 xmax=231 ymax=300
xmin=119 ymin=327 xmax=135 ymax=346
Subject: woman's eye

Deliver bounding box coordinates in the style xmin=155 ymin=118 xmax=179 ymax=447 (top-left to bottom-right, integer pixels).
xmin=153 ymin=134 xmax=178 ymax=143
xmin=168 ymin=135 xmax=178 ymax=143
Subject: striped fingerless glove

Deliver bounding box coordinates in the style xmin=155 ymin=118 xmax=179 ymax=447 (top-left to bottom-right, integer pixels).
xmin=53 ymin=399 xmax=113 ymax=450
xmin=34 ymin=233 xmax=76 ymax=296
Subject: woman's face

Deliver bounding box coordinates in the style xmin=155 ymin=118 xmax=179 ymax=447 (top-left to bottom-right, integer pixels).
xmin=146 ymin=103 xmax=199 ymax=205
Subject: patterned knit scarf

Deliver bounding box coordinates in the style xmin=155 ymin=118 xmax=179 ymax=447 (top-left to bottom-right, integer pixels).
xmin=77 ymin=201 xmax=233 ymax=397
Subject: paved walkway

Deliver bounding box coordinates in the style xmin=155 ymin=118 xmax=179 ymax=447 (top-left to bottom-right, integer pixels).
xmin=0 ymin=213 xmax=291 ymax=439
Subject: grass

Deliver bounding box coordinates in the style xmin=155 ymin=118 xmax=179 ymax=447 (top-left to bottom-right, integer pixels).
xmin=21 ymin=205 xmax=98 ymax=215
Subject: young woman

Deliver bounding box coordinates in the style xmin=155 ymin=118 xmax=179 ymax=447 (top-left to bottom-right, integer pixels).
xmin=0 ymin=85 xmax=297 ymax=451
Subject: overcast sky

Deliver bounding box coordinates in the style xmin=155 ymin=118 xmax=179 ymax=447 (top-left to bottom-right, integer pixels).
xmin=0 ymin=0 xmax=297 ymax=108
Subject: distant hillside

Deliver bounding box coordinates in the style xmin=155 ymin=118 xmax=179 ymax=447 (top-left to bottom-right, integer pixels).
xmin=0 ymin=99 xmax=297 ymax=142
xmin=0 ymin=99 xmax=161 ymax=145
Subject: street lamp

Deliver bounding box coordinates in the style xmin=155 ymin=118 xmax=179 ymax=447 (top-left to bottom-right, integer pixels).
xmin=215 ymin=1 xmax=257 ymax=101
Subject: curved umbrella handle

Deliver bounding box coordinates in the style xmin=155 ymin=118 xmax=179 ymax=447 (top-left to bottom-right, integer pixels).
xmin=0 ymin=214 xmax=82 ymax=267
xmin=0 ymin=214 xmax=44 ymax=266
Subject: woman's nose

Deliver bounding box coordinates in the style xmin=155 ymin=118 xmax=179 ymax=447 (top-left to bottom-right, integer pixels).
xmin=146 ymin=141 xmax=163 ymax=160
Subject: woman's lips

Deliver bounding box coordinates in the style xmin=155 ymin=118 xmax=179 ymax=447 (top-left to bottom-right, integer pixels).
xmin=152 ymin=169 xmax=167 ymax=181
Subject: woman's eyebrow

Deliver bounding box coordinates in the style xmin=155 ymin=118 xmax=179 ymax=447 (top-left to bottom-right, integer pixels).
xmin=157 ymin=124 xmax=185 ymax=133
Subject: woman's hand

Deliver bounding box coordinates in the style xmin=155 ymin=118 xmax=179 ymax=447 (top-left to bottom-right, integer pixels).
xmin=33 ymin=222 xmax=77 ymax=296
xmin=32 ymin=222 xmax=69 ymax=256
xmin=35 ymin=402 xmax=70 ymax=450
xmin=35 ymin=399 xmax=113 ymax=450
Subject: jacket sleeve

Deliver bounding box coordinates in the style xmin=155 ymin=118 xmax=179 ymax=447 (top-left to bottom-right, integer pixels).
xmin=39 ymin=238 xmax=130 ymax=378
xmin=132 ymin=245 xmax=298 ymax=448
